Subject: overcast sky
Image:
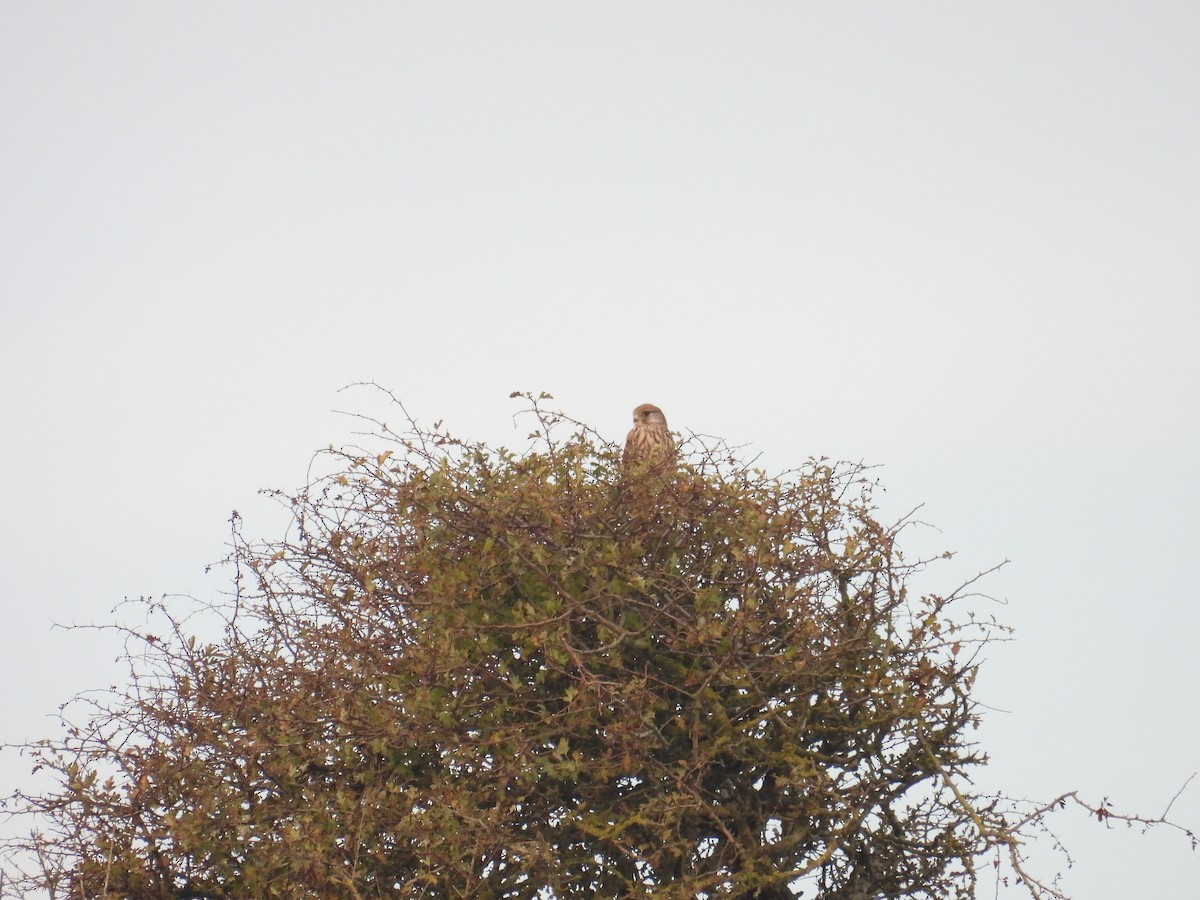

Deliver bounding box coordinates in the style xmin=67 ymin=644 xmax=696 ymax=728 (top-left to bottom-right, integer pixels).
xmin=2 ymin=3 xmax=1198 ymax=896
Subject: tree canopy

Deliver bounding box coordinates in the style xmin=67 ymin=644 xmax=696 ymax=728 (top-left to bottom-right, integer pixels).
xmin=2 ymin=394 xmax=1192 ymax=898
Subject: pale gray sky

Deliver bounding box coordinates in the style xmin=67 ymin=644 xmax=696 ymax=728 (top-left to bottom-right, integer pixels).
xmin=2 ymin=3 xmax=1198 ymax=896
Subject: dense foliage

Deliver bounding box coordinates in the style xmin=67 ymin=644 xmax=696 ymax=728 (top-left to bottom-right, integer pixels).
xmin=4 ymin=396 xmax=1188 ymax=898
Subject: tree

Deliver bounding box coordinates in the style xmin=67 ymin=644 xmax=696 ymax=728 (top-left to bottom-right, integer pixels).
xmin=2 ymin=392 xmax=1193 ymax=898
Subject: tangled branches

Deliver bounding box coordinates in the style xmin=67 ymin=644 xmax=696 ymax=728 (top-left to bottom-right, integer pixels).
xmin=2 ymin=393 xmax=1192 ymax=898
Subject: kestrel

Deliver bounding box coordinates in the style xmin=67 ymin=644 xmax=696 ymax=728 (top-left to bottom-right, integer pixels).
xmin=623 ymin=403 xmax=675 ymax=470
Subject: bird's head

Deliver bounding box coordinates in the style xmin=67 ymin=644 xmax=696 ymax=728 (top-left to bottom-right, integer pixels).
xmin=632 ymin=403 xmax=668 ymax=427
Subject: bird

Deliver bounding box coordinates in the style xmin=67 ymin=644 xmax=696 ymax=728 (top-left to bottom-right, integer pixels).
xmin=623 ymin=403 xmax=675 ymax=470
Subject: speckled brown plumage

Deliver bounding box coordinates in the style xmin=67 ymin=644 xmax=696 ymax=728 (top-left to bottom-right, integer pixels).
xmin=622 ymin=403 xmax=675 ymax=470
